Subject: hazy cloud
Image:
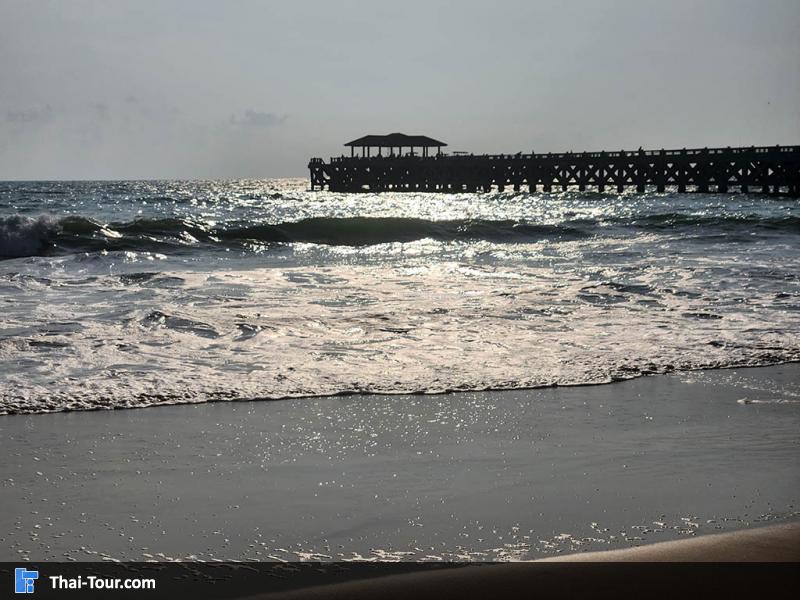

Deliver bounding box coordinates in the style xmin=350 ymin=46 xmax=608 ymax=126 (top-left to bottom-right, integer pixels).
xmin=232 ymin=110 xmax=288 ymax=129
xmin=92 ymin=103 xmax=110 ymax=121
xmin=6 ymin=105 xmax=53 ymax=124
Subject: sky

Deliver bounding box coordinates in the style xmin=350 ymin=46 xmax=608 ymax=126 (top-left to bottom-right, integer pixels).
xmin=1 ymin=0 xmax=798 ymax=179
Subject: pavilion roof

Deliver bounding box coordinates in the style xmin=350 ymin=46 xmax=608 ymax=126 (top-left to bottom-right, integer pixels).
xmin=344 ymin=133 xmax=447 ymax=147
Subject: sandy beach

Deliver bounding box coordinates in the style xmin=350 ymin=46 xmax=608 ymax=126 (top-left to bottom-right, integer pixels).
xmin=2 ymin=363 xmax=798 ymax=563
xmin=235 ymin=524 xmax=800 ymax=599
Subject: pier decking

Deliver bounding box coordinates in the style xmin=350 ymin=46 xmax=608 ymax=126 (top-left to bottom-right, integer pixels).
xmin=309 ymin=136 xmax=800 ymax=196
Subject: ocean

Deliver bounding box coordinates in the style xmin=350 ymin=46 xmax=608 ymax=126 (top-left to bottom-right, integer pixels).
xmin=1 ymin=179 xmax=799 ymax=414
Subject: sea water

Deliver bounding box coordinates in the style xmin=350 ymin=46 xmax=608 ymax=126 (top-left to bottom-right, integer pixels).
xmin=1 ymin=179 xmax=798 ymax=414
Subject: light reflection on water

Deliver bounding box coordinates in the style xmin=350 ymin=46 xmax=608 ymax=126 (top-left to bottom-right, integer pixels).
xmin=2 ymin=366 xmax=799 ymax=562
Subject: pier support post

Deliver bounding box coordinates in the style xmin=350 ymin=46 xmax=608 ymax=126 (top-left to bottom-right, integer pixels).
xmin=636 ymin=150 xmax=646 ymax=192
xmin=655 ymin=150 xmax=666 ymax=192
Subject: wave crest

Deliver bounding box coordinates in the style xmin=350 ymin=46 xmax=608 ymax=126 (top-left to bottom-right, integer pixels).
xmin=0 ymin=215 xmax=62 ymax=258
xmin=1 ymin=215 xmax=588 ymax=258
xmin=2 ymin=212 xmax=799 ymax=259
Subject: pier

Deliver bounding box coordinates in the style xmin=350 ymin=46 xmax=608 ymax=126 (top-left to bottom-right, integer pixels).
xmin=308 ymin=134 xmax=800 ymax=196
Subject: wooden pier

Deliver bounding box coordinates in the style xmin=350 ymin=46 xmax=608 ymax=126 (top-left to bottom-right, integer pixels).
xmin=308 ymin=134 xmax=800 ymax=196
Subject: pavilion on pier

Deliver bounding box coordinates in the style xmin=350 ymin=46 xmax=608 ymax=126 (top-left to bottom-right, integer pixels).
xmin=344 ymin=133 xmax=447 ymax=158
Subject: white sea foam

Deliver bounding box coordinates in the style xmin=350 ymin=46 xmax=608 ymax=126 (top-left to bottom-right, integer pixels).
xmin=737 ymin=398 xmax=800 ymax=405
xmin=2 ymin=252 xmax=799 ymax=414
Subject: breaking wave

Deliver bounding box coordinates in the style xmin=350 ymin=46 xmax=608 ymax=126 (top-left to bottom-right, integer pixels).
xmin=3 ymin=213 xmax=799 ymax=258
xmin=0 ymin=215 xmax=61 ymax=258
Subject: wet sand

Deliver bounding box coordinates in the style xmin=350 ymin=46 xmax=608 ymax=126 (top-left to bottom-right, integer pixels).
xmin=1 ymin=364 xmax=799 ymax=562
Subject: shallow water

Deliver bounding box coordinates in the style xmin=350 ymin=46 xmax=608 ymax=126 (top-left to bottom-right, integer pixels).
xmin=2 ymin=365 xmax=798 ymax=562
xmin=1 ymin=179 xmax=799 ymax=413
